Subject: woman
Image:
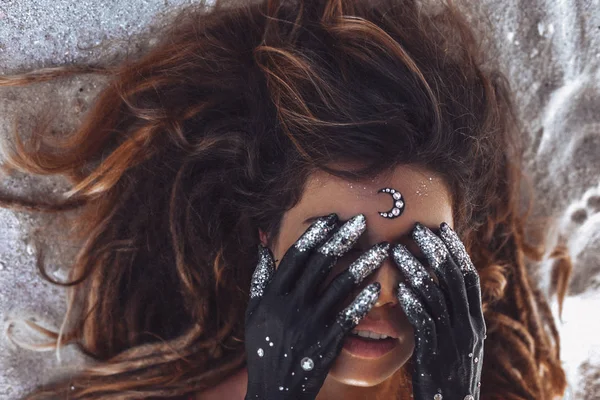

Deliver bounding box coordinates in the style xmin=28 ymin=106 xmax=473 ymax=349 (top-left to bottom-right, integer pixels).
xmin=0 ymin=0 xmax=570 ymax=398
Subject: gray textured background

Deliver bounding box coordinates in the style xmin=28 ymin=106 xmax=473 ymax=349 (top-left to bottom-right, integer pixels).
xmin=1 ymin=0 xmax=599 ymax=399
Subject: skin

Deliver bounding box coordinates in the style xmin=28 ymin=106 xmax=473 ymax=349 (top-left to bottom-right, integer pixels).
xmin=197 ymin=163 xmax=455 ymax=400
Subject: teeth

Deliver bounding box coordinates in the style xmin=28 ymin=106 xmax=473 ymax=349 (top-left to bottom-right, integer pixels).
xmin=350 ymin=329 xmax=390 ymax=340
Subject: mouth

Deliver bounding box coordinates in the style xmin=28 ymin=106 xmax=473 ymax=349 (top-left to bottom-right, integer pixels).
xmin=342 ymin=329 xmax=399 ymax=358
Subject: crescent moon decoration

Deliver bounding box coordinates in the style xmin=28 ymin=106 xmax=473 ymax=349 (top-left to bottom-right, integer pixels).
xmin=377 ymin=187 xmax=405 ymax=219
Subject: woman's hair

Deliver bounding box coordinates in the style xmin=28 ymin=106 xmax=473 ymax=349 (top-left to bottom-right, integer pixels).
xmin=0 ymin=0 xmax=571 ymax=398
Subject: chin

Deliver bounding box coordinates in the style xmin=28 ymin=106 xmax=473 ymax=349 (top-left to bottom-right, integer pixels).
xmin=326 ymin=336 xmax=414 ymax=387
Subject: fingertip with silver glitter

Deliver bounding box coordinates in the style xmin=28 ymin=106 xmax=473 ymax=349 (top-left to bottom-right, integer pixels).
xmin=391 ymin=244 xmax=432 ymax=287
xmin=294 ymin=213 xmax=338 ymax=252
xmin=348 ymin=242 xmax=390 ymax=284
xmin=317 ymin=214 xmax=367 ymax=257
xmin=336 ymin=282 xmax=381 ymax=330
xmin=397 ymin=282 xmax=423 ymax=316
xmin=250 ymin=244 xmax=275 ymax=298
xmin=411 ymin=222 xmax=448 ymax=269
xmin=439 ymin=222 xmax=476 ymax=273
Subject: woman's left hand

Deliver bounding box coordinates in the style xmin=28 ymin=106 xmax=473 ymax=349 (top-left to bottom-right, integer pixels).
xmin=391 ymin=222 xmax=486 ymax=400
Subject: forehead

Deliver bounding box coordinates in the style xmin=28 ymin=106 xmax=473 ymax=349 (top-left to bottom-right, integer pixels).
xmin=281 ymin=164 xmax=454 ymax=246
xmin=300 ymin=165 xmax=452 ymax=217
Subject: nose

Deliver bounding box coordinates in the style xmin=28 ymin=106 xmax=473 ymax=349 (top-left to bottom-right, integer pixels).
xmin=366 ymin=256 xmax=403 ymax=308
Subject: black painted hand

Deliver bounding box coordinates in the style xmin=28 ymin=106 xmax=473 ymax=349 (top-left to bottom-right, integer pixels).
xmin=244 ymin=213 xmax=390 ymax=400
xmin=391 ymin=222 xmax=486 ymax=400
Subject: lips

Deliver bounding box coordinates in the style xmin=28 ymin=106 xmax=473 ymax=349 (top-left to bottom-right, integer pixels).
xmin=342 ymin=334 xmax=399 ymax=358
xmin=351 ymin=316 xmax=401 ymax=339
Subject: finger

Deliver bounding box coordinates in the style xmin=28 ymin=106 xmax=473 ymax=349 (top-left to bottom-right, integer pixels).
xmin=439 ymin=222 xmax=486 ymax=332
xmin=246 ymin=244 xmax=276 ymax=321
xmin=396 ymin=282 xmax=437 ymax=361
xmin=270 ymin=213 xmax=338 ymax=295
xmin=464 ymin=270 xmax=486 ymax=336
xmin=314 ymin=242 xmax=390 ymax=321
xmin=391 ymin=244 xmax=451 ymax=332
xmin=322 ymin=282 xmax=381 ymax=348
xmin=295 ymin=214 xmax=367 ymax=299
xmin=412 ymin=222 xmax=469 ymax=327
xmin=300 ymin=283 xmax=380 ymax=382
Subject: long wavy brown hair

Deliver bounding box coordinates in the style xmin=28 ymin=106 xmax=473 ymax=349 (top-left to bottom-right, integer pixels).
xmin=1 ymin=0 xmax=572 ymax=399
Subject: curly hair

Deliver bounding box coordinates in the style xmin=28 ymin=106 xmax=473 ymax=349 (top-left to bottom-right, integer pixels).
xmin=0 ymin=0 xmax=571 ymax=399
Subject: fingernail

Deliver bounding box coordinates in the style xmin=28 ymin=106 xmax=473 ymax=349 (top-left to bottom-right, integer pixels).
xmin=348 ymin=242 xmax=390 ymax=284
xmin=391 ymin=244 xmax=432 ymax=287
xmin=336 ymin=282 xmax=381 ymax=330
xmin=250 ymin=244 xmax=275 ymax=298
xmin=439 ymin=222 xmax=475 ymax=272
xmin=317 ymin=214 xmax=366 ymax=257
xmin=294 ymin=213 xmax=338 ymax=252
xmin=411 ymin=222 xmax=448 ymax=269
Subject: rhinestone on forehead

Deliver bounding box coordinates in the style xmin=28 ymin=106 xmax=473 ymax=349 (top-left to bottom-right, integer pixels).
xmin=377 ymin=187 xmax=405 ymax=219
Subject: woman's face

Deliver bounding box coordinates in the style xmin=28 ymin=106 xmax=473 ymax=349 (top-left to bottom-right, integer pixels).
xmin=258 ymin=163 xmax=454 ymax=387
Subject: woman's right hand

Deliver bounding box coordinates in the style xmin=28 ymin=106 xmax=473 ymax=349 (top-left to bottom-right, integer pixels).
xmin=244 ymin=213 xmax=390 ymax=400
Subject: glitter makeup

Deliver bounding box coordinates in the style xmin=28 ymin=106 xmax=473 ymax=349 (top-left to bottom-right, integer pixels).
xmin=317 ymin=214 xmax=366 ymax=257
xmin=439 ymin=222 xmax=475 ymax=273
xmin=348 ymin=242 xmax=390 ymax=284
xmin=377 ymin=187 xmax=405 ymax=219
xmin=294 ymin=213 xmax=338 ymax=252
xmin=411 ymin=222 xmax=449 ymax=269
xmin=249 ymin=244 xmax=275 ymax=298
xmin=391 ymin=244 xmax=433 ymax=287
xmin=336 ymin=282 xmax=381 ymax=330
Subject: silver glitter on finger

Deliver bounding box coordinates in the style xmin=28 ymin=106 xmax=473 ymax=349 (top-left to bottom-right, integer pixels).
xmin=250 ymin=245 xmax=275 ymax=298
xmin=294 ymin=214 xmax=338 ymax=252
xmin=411 ymin=222 xmax=448 ymax=269
xmin=392 ymin=244 xmax=433 ymax=287
xmin=397 ymin=282 xmax=424 ymax=315
xmin=336 ymin=282 xmax=380 ymax=329
xmin=439 ymin=223 xmax=475 ymax=272
xmin=348 ymin=242 xmax=390 ymax=284
xmin=317 ymin=214 xmax=366 ymax=257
